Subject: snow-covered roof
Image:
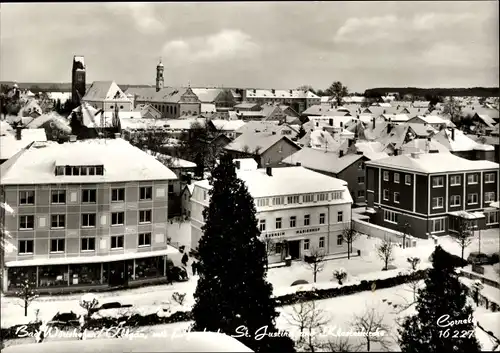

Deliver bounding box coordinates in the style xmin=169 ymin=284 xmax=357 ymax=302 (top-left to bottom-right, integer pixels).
xmin=1 ymin=332 xmax=254 ymax=353
xmin=47 ymin=92 xmax=71 ymax=102
xmin=225 ymin=132 xmax=298 ymax=154
xmin=195 ymin=166 xmax=352 ymax=201
xmin=400 ymin=138 xmax=450 ymax=154
xmin=474 ymin=114 xmax=498 ymax=128
xmin=146 ymin=151 xmax=197 ymax=168
xmin=210 ymin=119 xmax=246 ymax=131
xmin=0 ymin=128 xmax=47 ymax=160
xmin=124 ymin=87 xmax=198 ymax=104
xmin=366 ymin=152 xmax=499 ymax=174
xmin=302 ymin=105 xmax=350 ymax=117
xmin=433 ymin=128 xmax=495 ymax=152
xmin=413 ymin=115 xmax=455 ymax=127
xmin=82 ymin=81 xmax=130 ymax=102
xmin=191 ymin=88 xmax=223 ymax=103
xmin=233 ymin=158 xmax=259 ymax=171
xmin=381 ymin=114 xmax=410 ymax=122
xmin=0 ymin=138 xmax=178 ymax=185
xmin=245 ymin=89 xmax=320 ymax=100
xmin=25 ymin=112 xmax=71 ymax=133
xmin=412 ymin=101 xmax=430 ymax=108
xmin=201 ymin=103 xmax=217 ymax=113
xmin=0 ymin=120 xmax=13 ymax=134
xmin=282 ymin=147 xmax=363 ymax=174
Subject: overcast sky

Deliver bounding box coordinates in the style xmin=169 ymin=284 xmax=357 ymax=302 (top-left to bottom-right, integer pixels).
xmin=1 ymin=2 xmax=498 ymax=92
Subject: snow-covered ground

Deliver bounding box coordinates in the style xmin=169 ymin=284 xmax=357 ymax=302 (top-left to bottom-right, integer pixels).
xmin=2 ymin=229 xmax=498 ymax=332
xmin=166 ymin=221 xmax=191 ymax=249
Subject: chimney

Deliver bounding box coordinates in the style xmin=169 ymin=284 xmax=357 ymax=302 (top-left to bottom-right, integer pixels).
xmin=315 ymin=122 xmax=319 ymax=127
xmin=411 ymin=152 xmax=420 ymax=159
xmin=340 ymin=121 xmax=343 ymax=128
xmin=272 ymin=131 xmax=276 ymax=135
xmin=394 ymin=149 xmax=399 ymax=156
xmin=451 ymin=128 xmax=455 ymax=141
xmin=296 ymin=162 xmax=301 ymax=166
xmin=266 ymin=166 xmax=272 ymax=176
xmin=372 ymin=117 xmax=376 ymax=129
xmin=15 ymin=125 xmax=22 ymax=140
xmin=339 ymin=150 xmax=344 ymax=157
xmin=329 ymin=118 xmax=333 ymax=126
xmin=271 ymin=89 xmax=276 ymax=94
xmin=289 ymin=89 xmax=292 ymax=95
xmin=69 ymin=135 xmax=77 ymax=142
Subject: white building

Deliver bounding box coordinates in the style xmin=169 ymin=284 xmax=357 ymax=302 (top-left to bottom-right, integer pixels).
xmin=190 ymin=159 xmax=353 ymax=263
xmin=82 ymin=81 xmax=133 ymax=112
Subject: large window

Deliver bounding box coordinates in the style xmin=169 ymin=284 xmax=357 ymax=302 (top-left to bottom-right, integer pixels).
xmin=51 ymin=190 xmax=66 ymax=204
xmin=337 ymin=234 xmax=343 ymax=246
xmin=303 ymin=239 xmax=310 ymax=250
xmin=431 ymin=218 xmax=445 ymax=233
xmin=289 ymin=216 xmax=296 ymax=228
xmin=111 ymin=188 xmax=125 ymax=202
xmin=139 ymin=210 xmax=152 ymax=224
xmin=432 ymin=176 xmax=444 ymax=188
xmin=486 ymin=211 xmax=499 ymax=225
xmin=19 ymin=191 xmax=35 ymax=205
xmin=394 ymin=192 xmax=400 ymax=204
xmin=467 ymin=193 xmax=478 ymax=205
xmin=337 ymin=211 xmax=343 ymax=222
xmin=50 ymin=239 xmax=65 ymax=253
xmin=111 ymin=235 xmax=124 ymax=249
xmin=287 ymin=195 xmax=300 ymax=204
xmin=450 ymin=175 xmax=461 ymax=186
xmin=467 ymin=174 xmax=478 ymax=185
xmin=432 ymin=197 xmax=444 ymax=209
xmin=394 ymin=173 xmax=400 ymax=184
xmin=303 ymin=194 xmax=314 ymax=203
xmin=358 ymin=176 xmax=365 ymax=184
xmin=319 ymin=237 xmax=325 ymax=248
xmin=138 ymin=232 xmax=152 ymax=247
xmin=383 ymin=171 xmax=389 ymax=181
xmin=259 ymin=219 xmax=266 ymax=231
xmin=405 ymin=175 xmax=412 ymax=185
xmin=317 ymin=193 xmax=327 ymax=201
xmin=319 ymin=213 xmax=325 ymax=224
xmin=484 ymin=192 xmax=496 ymax=203
xmin=384 ymin=210 xmax=399 ymax=224
xmin=304 ymin=215 xmax=310 ymax=226
xmin=81 ymin=237 xmax=96 ymax=251
xmin=383 ymin=189 xmax=389 ymax=201
xmin=19 ymin=215 xmax=34 ymax=230
xmin=111 ymin=212 xmax=125 ymax=226
xmin=82 ymin=213 xmax=96 ymax=227
xmin=18 ymin=240 xmax=34 ymax=254
xmin=51 ymin=214 xmax=66 ymax=229
xmin=257 ymin=198 xmax=269 ymax=207
xmin=450 ymin=195 xmax=461 ymax=207
xmin=275 ymin=217 xmax=282 ymax=229
xmin=139 ymin=186 xmax=153 ymax=200
xmin=272 ymin=197 xmax=284 ymax=205
xmin=82 ymin=189 xmax=97 ymax=203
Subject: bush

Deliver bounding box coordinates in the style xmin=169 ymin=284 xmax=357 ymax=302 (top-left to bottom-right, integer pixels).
xmin=489 ymin=253 xmax=499 ymax=265
xmin=100 ymin=302 xmax=122 ymax=310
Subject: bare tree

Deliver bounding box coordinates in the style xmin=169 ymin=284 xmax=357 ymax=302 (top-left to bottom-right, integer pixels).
xmin=377 ymin=238 xmax=395 ymax=270
xmin=442 ymin=96 xmax=463 ymax=125
xmin=306 ymin=247 xmax=326 ymax=283
xmin=342 ymin=222 xmax=359 ymax=259
xmin=352 ymin=307 xmax=391 ymax=351
xmin=285 ymin=300 xmax=330 ymax=352
xmin=262 ymin=237 xmax=276 ymax=271
xmin=322 ymin=336 xmax=360 ymax=352
xmin=325 ymin=81 xmax=349 ymax=107
xmin=16 ymin=279 xmax=38 ymax=316
xmin=407 ymin=257 xmax=420 ymax=271
xmin=398 ymin=221 xmax=411 ymax=249
xmin=453 ymin=215 xmax=474 ymax=260
xmin=79 ymin=294 xmax=99 ymax=320
xmin=333 ymin=269 xmax=347 ymax=285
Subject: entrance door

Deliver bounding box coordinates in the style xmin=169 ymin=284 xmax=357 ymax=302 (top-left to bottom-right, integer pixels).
xmin=288 ymin=240 xmax=301 ymax=260
xmin=108 ymin=261 xmax=127 ymax=287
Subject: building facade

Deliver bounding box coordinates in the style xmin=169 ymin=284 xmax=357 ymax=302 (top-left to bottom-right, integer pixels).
xmin=0 ymin=138 xmax=179 ymax=293
xmin=365 ymin=152 xmax=499 ymax=239
xmin=81 ymin=81 xmax=134 ymax=112
xmin=71 ymin=56 xmax=86 ymax=105
xmin=190 ymin=163 xmax=353 ymax=263
xmin=242 ymin=89 xmax=321 ymax=115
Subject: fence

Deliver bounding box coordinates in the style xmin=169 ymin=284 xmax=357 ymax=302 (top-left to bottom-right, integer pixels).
xmin=353 ymin=218 xmax=417 ymax=248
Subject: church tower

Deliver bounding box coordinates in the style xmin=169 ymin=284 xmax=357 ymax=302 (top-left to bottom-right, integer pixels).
xmin=72 ymin=55 xmax=86 ymax=105
xmin=156 ymin=58 xmax=164 ymax=92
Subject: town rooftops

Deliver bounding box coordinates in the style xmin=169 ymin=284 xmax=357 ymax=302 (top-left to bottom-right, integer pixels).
xmin=0 ymin=138 xmax=177 ymax=185
xmin=194 ymin=165 xmax=351 ymax=200
xmin=365 ymin=152 xmax=499 ymax=174
xmin=191 ymin=88 xmax=222 ymax=103
xmin=124 ymin=86 xmax=198 ymax=104
xmin=145 ymin=151 xmax=197 ymax=169
xmin=432 ymin=128 xmax=495 ymax=152
xmin=0 ymin=128 xmax=48 ymax=161
xmin=225 ymin=131 xmax=299 ymax=154
xmin=82 ymin=81 xmax=129 ymax=102
xmin=210 ymin=119 xmax=246 ymax=131
xmin=245 ymin=89 xmax=320 ymax=100
xmin=282 ymin=147 xmax=363 ymax=174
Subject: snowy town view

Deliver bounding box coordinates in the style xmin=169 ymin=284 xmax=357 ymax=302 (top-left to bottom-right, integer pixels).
xmin=0 ymin=2 xmax=499 ymax=352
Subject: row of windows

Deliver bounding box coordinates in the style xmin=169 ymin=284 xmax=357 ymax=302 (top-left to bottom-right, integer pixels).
xmin=55 ymin=165 xmax=104 ymax=176
xmin=18 ymin=210 xmax=152 ymax=230
xmin=19 ymin=187 xmax=154 ymax=205
xmin=383 ymin=190 xmax=400 ymax=203
xmin=382 ymin=171 xmax=496 ymax=187
xmin=383 ymin=171 xmax=412 ymax=185
xmin=156 ymin=104 xmax=178 ymax=116
xmin=259 ymin=212 xmax=344 ymax=231
xmin=382 ymin=190 xmax=495 ymax=208
xmin=302 ymin=235 xmax=343 ymax=251
xmin=256 ymin=192 xmax=343 ymax=207
xmin=17 ymin=232 xmax=153 ymax=254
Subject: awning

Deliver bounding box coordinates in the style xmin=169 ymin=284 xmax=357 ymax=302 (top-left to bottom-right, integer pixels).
xmin=447 ymin=211 xmax=485 ymax=220
xmin=5 ymin=246 xmax=180 ymax=267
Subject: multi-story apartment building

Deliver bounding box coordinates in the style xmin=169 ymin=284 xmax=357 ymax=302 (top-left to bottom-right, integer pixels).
xmin=0 ymin=138 xmax=179 ymax=293
xmin=190 ymin=160 xmax=353 ymax=263
xmin=365 ymin=152 xmax=499 ymax=238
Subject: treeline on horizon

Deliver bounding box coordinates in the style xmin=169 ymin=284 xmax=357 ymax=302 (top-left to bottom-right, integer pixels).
xmin=364 ymin=87 xmax=500 ymax=98
xmin=1 ymin=81 xmax=499 ymax=98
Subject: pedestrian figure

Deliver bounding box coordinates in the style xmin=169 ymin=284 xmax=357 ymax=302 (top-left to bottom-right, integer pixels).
xmin=181 ymin=253 xmax=189 ymax=267
xmin=191 ymin=261 xmax=197 ymax=276
xmin=78 ymin=314 xmax=86 ymax=340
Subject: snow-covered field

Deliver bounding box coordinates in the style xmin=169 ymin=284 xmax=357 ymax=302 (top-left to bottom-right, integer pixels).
xmin=2 ymin=229 xmax=499 ymax=349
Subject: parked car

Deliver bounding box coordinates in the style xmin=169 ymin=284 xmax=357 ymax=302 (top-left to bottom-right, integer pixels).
xmin=467 ymin=252 xmax=491 ymax=265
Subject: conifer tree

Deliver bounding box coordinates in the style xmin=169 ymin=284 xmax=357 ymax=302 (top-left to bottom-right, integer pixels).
xmin=191 ymin=154 xmax=295 ymax=353
xmin=398 ymin=245 xmax=481 ymax=352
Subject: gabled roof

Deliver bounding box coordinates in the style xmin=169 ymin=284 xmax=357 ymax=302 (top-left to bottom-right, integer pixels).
xmin=405 ymin=123 xmax=437 ymax=137
xmin=225 ymin=132 xmax=299 ymax=154
xmin=354 ymin=141 xmax=390 ymax=160
xmin=210 ymin=119 xmax=246 ymax=131
xmin=432 ymin=128 xmax=495 ymax=152
xmin=302 ymin=105 xmax=350 ymax=117
xmin=412 ymin=101 xmax=430 ymax=108
xmin=124 ymin=87 xmax=199 ymax=104
xmin=191 ymin=88 xmax=222 ymax=103
xmin=282 ymin=147 xmax=363 ymax=174
xmin=366 ymin=152 xmax=498 ymax=174
xmin=234 ymin=102 xmax=261 ymax=110
xmin=145 ymin=151 xmax=196 ymax=168
xmin=25 ymin=112 xmax=71 ymax=133
xmin=400 ymin=138 xmax=450 ymax=154
xmin=136 ymin=104 xmax=162 ymax=119
xmin=408 ymin=115 xmax=455 ymax=127
xmin=235 ymin=120 xmax=293 ymax=135
xmin=19 ymin=99 xmax=42 ymax=116
xmin=473 ymin=113 xmax=497 ymax=128
xmin=83 ymin=81 xmax=129 ymax=102
xmin=381 ymin=114 xmax=410 ymax=122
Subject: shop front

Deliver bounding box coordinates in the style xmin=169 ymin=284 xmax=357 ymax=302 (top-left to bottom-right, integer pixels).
xmin=3 ymin=248 xmax=180 ymax=293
